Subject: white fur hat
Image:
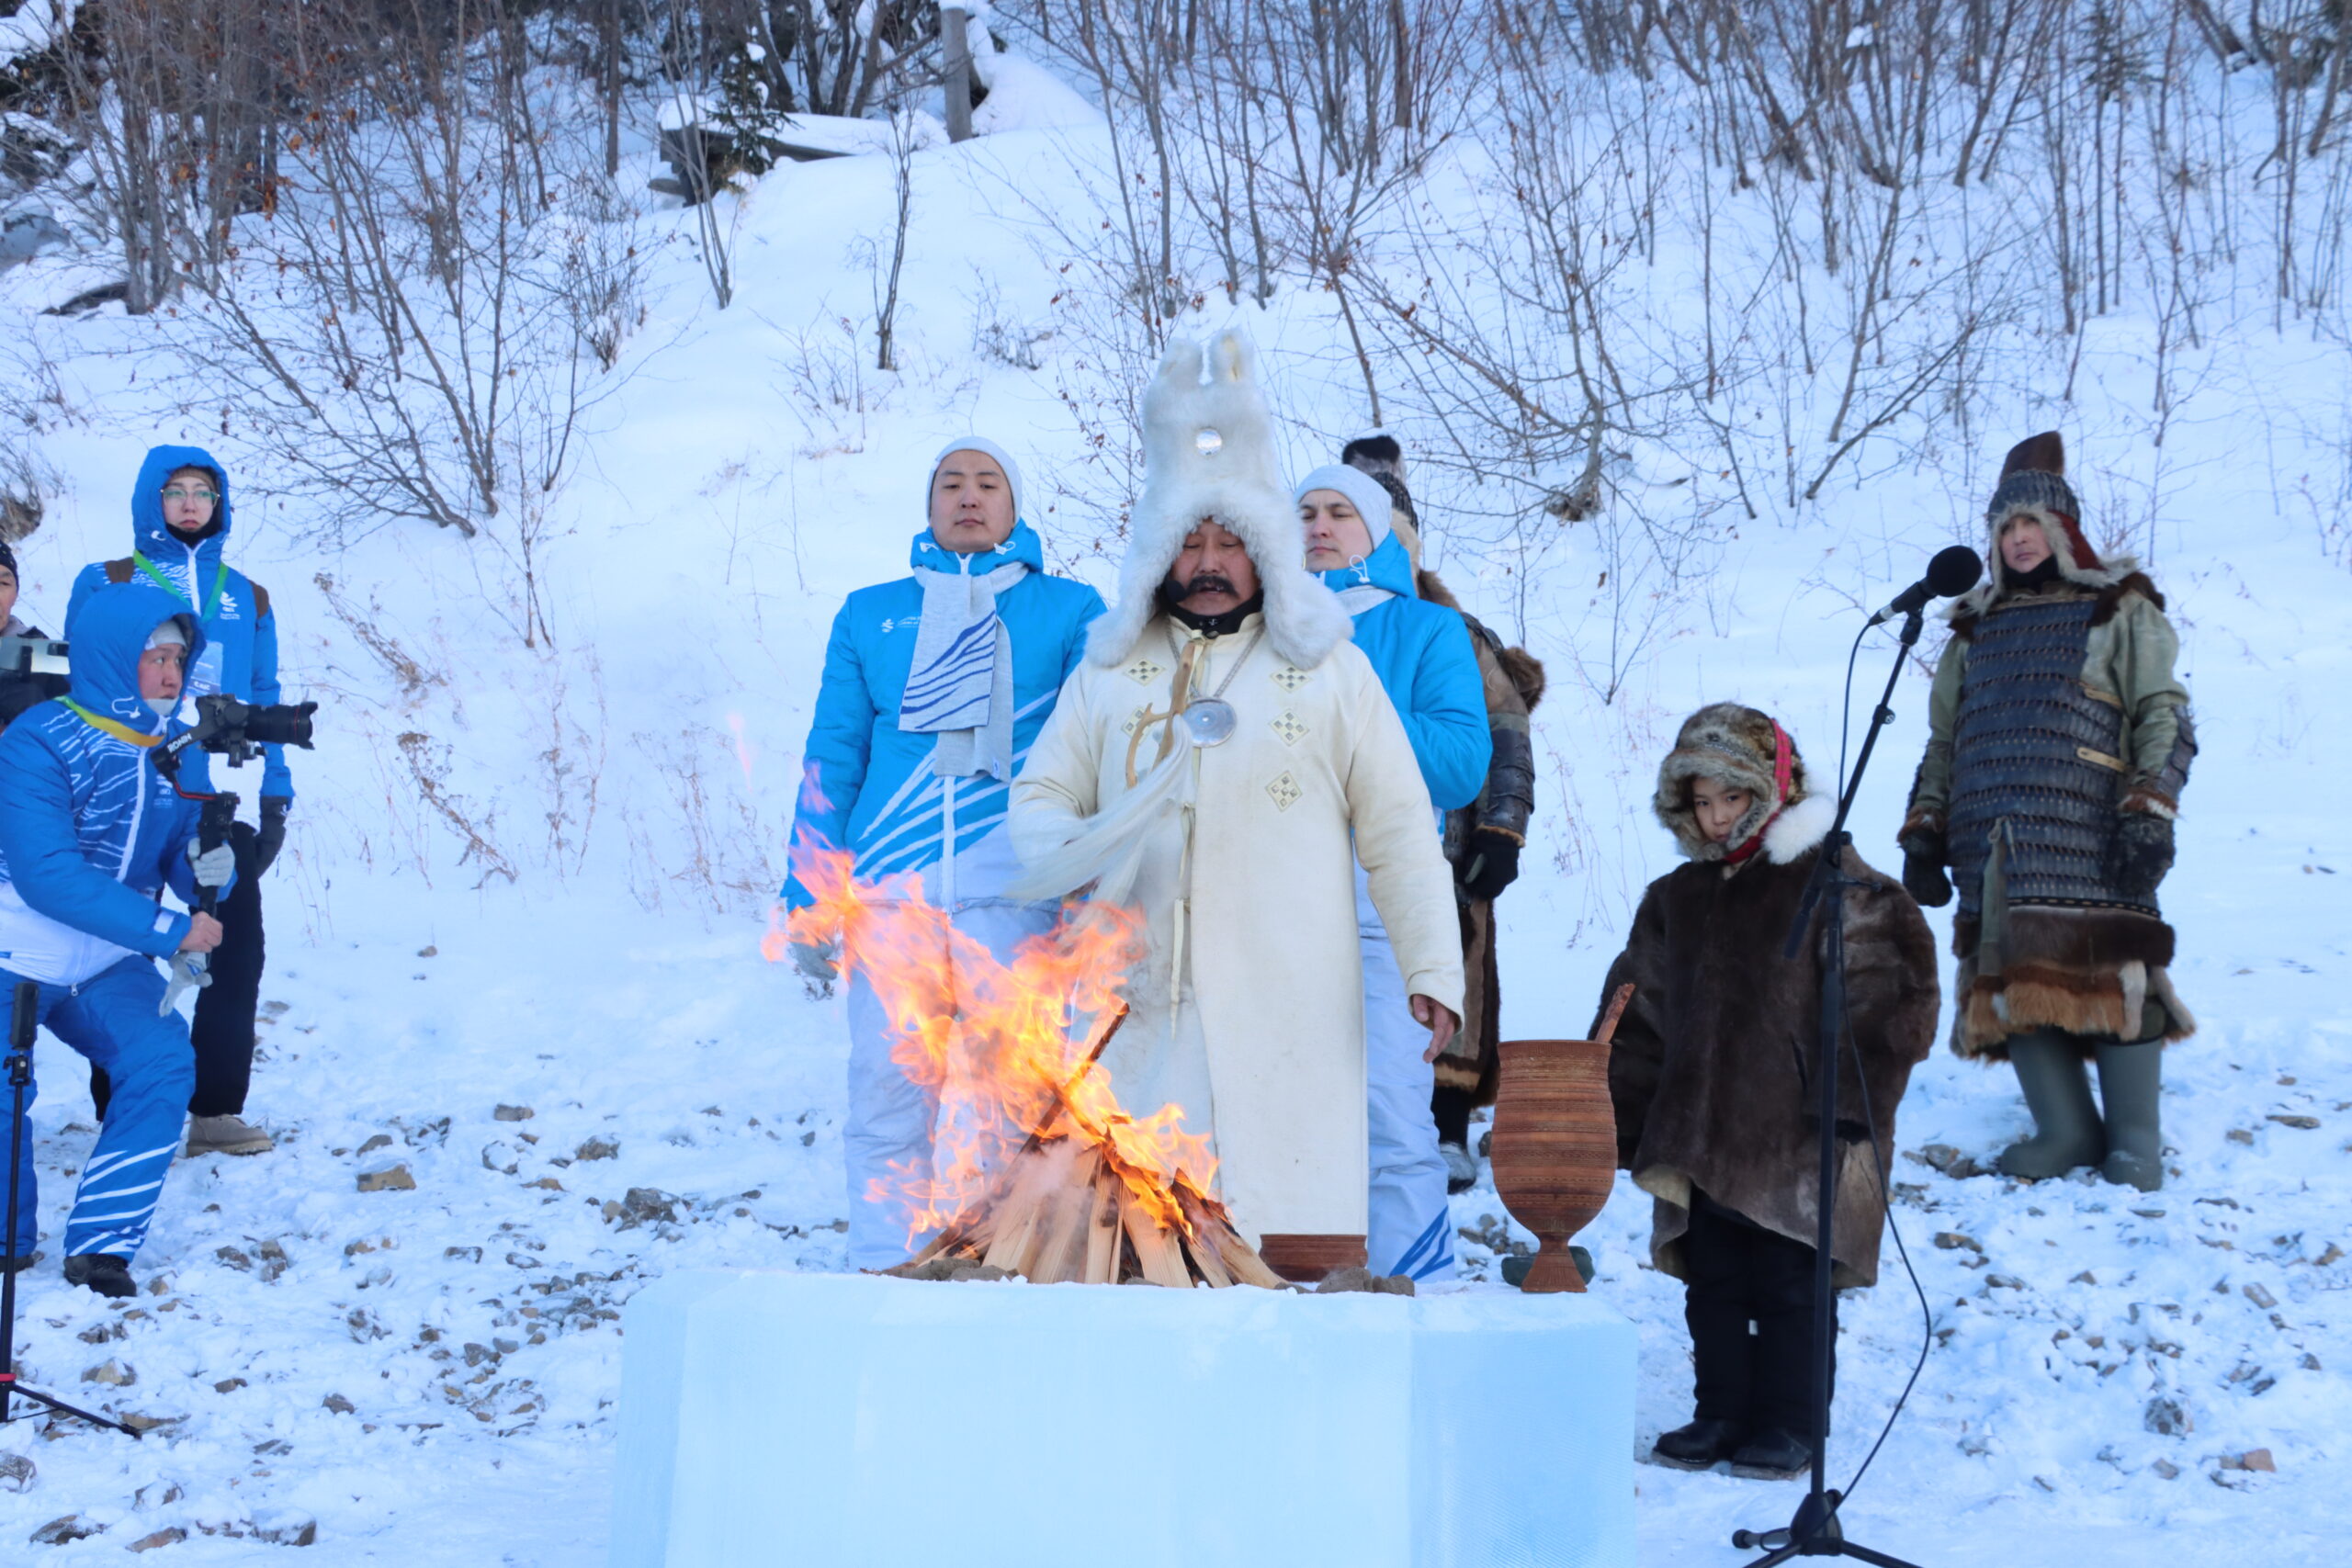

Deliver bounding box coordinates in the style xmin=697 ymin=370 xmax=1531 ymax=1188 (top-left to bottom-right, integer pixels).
xmin=1084 ymin=331 xmax=1351 ymax=670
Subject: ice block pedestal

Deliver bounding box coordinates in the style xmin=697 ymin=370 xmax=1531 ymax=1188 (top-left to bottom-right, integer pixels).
xmin=609 ymin=1271 xmax=1634 ymax=1568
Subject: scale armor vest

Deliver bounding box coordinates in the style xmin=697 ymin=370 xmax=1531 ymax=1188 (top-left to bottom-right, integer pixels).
xmin=1947 ymin=594 xmax=2153 ymax=922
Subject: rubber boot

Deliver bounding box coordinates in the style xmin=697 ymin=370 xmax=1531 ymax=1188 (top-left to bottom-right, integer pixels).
xmin=2095 ymin=1042 xmax=2165 ymax=1192
xmin=1996 ymin=1030 xmax=2106 ymax=1179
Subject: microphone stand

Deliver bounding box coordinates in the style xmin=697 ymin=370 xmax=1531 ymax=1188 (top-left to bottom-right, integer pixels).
xmin=1 ymin=983 xmax=142 ymax=1438
xmin=1731 ymin=607 xmax=1926 ymax=1567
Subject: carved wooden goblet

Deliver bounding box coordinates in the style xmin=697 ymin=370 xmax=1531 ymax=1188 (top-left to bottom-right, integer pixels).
xmin=1489 ymin=987 xmax=1629 ymax=1293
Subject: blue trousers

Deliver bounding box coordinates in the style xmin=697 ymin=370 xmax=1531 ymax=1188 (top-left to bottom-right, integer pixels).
xmin=2 ymin=957 xmax=193 ymax=1261
xmin=1362 ymin=925 xmax=1458 ymax=1281
xmin=842 ymin=901 xmax=1058 ymax=1272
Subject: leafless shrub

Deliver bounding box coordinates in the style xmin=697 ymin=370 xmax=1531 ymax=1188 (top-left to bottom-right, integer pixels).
xmin=148 ymin=6 xmax=649 ymax=583
xmin=396 ymin=731 xmax=519 ymax=888
xmin=969 ymin=272 xmax=1051 ymax=370
xmin=773 ymin=312 xmax=884 ymax=454
xmin=62 ymin=0 xmax=291 ymax=314
xmin=869 ymin=107 xmax=919 ymax=370
xmin=312 ymin=573 xmax=447 ymax=702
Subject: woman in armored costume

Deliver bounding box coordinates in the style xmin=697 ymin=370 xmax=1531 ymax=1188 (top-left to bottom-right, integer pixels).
xmin=1899 ymin=434 xmax=2195 ymax=1193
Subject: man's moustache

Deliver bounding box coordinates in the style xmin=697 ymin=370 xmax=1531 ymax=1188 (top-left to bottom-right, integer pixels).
xmin=1179 ymin=573 xmax=1238 ymax=598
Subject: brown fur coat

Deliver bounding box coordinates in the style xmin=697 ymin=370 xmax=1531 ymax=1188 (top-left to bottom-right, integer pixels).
xmin=1415 ymin=566 xmax=1545 ymax=1103
xmin=1597 ymin=801 xmax=1939 ymax=1289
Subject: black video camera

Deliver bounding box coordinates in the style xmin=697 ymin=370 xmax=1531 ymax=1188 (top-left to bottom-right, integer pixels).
xmin=155 ymin=693 xmax=319 ymax=777
xmin=0 ymin=636 xmax=71 ymax=728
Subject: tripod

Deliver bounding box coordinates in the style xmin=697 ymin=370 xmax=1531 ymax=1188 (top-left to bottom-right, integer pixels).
xmin=2 ymin=982 xmax=141 ymax=1437
xmin=1730 ymin=608 xmax=1928 ymax=1567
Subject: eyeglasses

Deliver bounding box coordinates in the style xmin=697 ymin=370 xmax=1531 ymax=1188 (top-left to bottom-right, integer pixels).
xmin=161 ymin=487 xmax=218 ymax=503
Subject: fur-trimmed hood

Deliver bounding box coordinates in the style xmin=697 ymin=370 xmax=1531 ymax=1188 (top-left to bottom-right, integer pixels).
xmin=1085 ymin=332 xmax=1351 ymax=671
xmin=1951 ymin=432 xmax=2140 ymax=621
xmin=1653 ymin=703 xmax=1817 ymax=863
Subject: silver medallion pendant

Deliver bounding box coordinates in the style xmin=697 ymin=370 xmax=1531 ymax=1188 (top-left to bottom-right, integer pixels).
xmin=1182 ymin=697 xmax=1238 ymax=747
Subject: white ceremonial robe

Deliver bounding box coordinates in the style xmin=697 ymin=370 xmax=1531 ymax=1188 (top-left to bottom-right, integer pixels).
xmin=1010 ymin=611 xmax=1464 ymax=1245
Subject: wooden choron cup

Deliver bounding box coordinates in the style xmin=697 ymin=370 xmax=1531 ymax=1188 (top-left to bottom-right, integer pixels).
xmin=1488 ymin=984 xmax=1630 ymax=1293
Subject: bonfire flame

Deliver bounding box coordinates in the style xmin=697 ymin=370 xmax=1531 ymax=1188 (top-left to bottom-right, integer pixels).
xmin=778 ymin=845 xmax=1219 ymax=1245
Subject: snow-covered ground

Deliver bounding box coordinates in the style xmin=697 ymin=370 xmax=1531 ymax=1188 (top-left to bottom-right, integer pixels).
xmin=0 ymin=38 xmax=2346 ymax=1564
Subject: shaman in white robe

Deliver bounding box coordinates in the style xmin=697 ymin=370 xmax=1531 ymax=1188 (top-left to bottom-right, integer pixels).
xmin=1010 ymin=610 xmax=1465 ymax=1246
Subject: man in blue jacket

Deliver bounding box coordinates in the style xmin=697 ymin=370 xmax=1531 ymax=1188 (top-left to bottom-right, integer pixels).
xmin=784 ymin=439 xmax=1104 ymax=1270
xmin=68 ymin=446 xmax=288 ymax=1158
xmin=0 ymin=583 xmax=235 ymax=1297
xmin=1296 ymin=461 xmax=1489 ymax=1281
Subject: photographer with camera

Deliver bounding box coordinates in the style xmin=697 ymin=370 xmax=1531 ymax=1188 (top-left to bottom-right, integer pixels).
xmin=67 ymin=446 xmax=289 ymax=1158
xmin=0 ymin=583 xmax=235 ymax=1297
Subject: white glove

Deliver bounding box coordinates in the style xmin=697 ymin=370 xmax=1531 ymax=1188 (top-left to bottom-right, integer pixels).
xmin=188 ymin=839 xmax=236 ymax=889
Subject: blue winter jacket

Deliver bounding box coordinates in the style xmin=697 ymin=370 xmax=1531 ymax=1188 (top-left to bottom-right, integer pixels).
xmin=67 ymin=445 xmax=293 ymax=800
xmin=1319 ymin=532 xmax=1490 ymax=811
xmin=783 ymin=524 xmax=1105 ymax=911
xmin=0 ymin=583 xmax=224 ymax=986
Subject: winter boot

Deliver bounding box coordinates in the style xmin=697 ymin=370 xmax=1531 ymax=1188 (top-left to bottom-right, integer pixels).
xmin=1996 ymin=1030 xmax=2105 ymax=1179
xmin=62 ymin=1254 xmax=136 ymax=1300
xmin=1653 ymin=1418 xmax=1748 ymax=1471
xmin=1440 ymin=1141 xmax=1478 ymax=1194
xmin=2095 ymin=1041 xmax=2165 ymax=1192
xmin=187 ymin=1114 xmax=275 ymax=1156
xmin=1729 ymin=1427 xmax=1815 ymax=1481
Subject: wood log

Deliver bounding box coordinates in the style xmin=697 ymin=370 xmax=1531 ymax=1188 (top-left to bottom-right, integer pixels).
xmin=1172 ymin=1186 xmax=1234 ymax=1287
xmin=980 ymin=1138 xmax=1079 ymax=1275
xmin=1170 ymin=1179 xmax=1286 ymax=1291
xmin=1120 ymin=1186 xmax=1194 ymax=1288
xmin=1025 ymin=1145 xmax=1103 ymax=1283
xmin=1081 ymin=1167 xmax=1124 ymax=1284
xmin=1200 ymin=1213 xmax=1288 ymax=1291
xmin=1184 ymin=1228 xmax=1234 ymax=1288
xmin=1012 ymin=1003 xmax=1131 ymax=1159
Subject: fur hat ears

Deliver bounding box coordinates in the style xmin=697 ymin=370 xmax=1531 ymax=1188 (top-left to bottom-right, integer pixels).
xmin=1085 ymin=330 xmax=1351 ymax=670
xmin=1341 ymin=433 xmax=1422 ymax=566
xmin=1653 ymin=703 xmax=1811 ymax=863
xmin=1963 ymin=430 xmax=2131 ymax=612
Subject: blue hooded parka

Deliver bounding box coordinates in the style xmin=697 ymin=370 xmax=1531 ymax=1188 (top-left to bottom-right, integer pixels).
xmin=0 ymin=582 xmax=224 ymax=985
xmin=1319 ymin=531 xmax=1490 ymax=811
xmin=67 ymin=446 xmax=293 ymax=800
xmin=783 ymin=521 xmax=1104 ymax=910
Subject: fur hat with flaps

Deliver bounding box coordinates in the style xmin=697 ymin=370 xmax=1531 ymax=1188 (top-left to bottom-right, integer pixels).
xmin=1654 ymin=703 xmax=1828 ymax=865
xmin=1958 ymin=432 xmax=2138 ymax=616
xmin=1086 ymin=331 xmax=1351 ymax=670
xmin=1340 ymin=433 xmax=1423 ymax=566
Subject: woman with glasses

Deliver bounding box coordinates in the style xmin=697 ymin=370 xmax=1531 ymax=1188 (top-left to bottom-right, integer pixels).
xmin=65 ymin=446 xmax=293 ymax=1158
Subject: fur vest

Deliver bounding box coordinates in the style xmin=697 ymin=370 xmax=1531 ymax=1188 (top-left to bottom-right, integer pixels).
xmin=1596 ymin=799 xmax=1939 ymax=1289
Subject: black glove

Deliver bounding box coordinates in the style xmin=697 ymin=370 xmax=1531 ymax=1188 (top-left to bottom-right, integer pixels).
xmin=2106 ymin=811 xmax=2174 ymax=900
xmin=1456 ymin=833 xmax=1521 ymax=901
xmin=1898 ymin=829 xmax=1951 ymax=908
xmin=255 ymin=796 xmax=291 ymax=876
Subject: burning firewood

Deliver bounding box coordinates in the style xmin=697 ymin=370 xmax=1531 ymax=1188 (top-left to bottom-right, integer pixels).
xmin=786 ymin=852 xmax=1283 ymax=1288
xmin=893 ymin=1133 xmax=1283 ymax=1288
xmin=889 ymin=1002 xmax=1284 ymax=1289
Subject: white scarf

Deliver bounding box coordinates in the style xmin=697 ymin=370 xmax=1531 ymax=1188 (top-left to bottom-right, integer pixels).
xmin=900 ymin=558 xmax=1028 ymax=780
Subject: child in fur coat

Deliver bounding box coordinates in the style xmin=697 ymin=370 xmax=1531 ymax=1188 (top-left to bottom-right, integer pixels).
xmin=1597 ymin=705 xmax=1938 ymax=1479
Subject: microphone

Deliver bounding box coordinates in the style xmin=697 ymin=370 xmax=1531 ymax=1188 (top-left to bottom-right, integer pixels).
xmin=1866 ymin=545 xmax=1983 ymax=626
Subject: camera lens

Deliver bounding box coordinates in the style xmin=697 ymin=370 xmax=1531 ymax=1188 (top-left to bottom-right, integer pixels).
xmin=242 ymin=701 xmax=317 ymax=748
